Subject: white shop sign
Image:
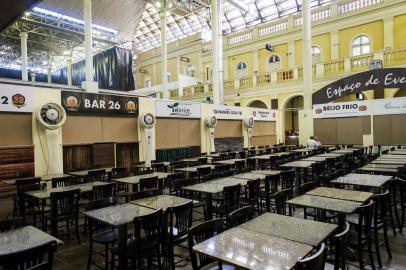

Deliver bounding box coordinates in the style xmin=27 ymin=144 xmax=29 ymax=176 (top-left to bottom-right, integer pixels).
xmin=251 ymin=108 xmax=278 ymax=121
xmin=212 ymin=105 xmax=243 ymax=120
xmin=313 ymin=100 xmax=372 ymax=118
xmin=374 ymin=97 xmax=406 ymax=115
xmin=156 ymin=100 xmax=201 ymax=118
xmin=0 ymin=85 xmax=34 ymax=112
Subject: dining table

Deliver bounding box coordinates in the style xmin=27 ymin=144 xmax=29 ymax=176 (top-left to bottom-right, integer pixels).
xmin=330 ymin=173 xmax=392 ymax=189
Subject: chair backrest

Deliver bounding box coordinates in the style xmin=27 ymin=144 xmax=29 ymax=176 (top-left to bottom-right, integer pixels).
xmin=111 ymin=167 xmax=128 ymax=178
xmin=18 ymin=183 xmax=45 ymax=221
xmin=281 ymin=169 xmax=295 ymax=189
xmin=235 ymin=160 xmax=246 ymax=172
xmin=167 ymin=201 xmax=193 ymax=241
xmin=135 ymin=169 xmax=154 ymax=176
xmin=188 ymin=219 xmax=224 ymax=270
xmin=50 ymin=189 xmax=80 ymax=218
xmin=274 ymin=188 xmax=293 ymax=215
xmin=88 ymin=169 xmax=106 ymax=181
xmin=83 ymin=196 xmax=117 ymax=211
xmin=372 ymin=190 xmax=391 ymax=227
xmin=246 ymin=179 xmax=260 ymax=203
xmin=246 ymin=157 xmax=256 ymax=169
xmin=92 ymin=183 xmax=117 ymax=199
xmin=131 ymin=209 xmax=163 ymax=255
xmin=129 ymin=189 xmax=159 ymax=201
xmin=227 ymin=206 xmax=255 ymax=228
xmin=197 ymin=166 xmax=211 ymax=177
xmin=152 ymin=162 xmax=165 ymax=172
xmin=0 ymin=240 xmax=57 ymax=270
xmin=296 ymin=243 xmax=327 ymax=270
xmin=264 ymin=174 xmax=279 ymax=195
xmin=51 ymin=176 xmax=74 ymax=188
xmin=139 ymin=176 xmax=158 ymax=191
xmin=16 ymin=177 xmax=41 ymax=189
xmin=223 ymin=184 xmax=241 ymax=215
xmin=333 ymin=222 xmax=350 ymax=270
xmin=355 ymin=200 xmax=374 ymax=241
xmin=198 ymin=157 xmax=208 ymax=165
xmin=299 ymin=181 xmax=318 ymax=195
xmin=0 ymin=217 xmax=22 ymax=232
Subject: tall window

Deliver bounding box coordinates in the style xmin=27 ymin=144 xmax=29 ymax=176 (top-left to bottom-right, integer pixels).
xmin=352 ymin=35 xmax=371 ymax=56
xmin=311 ymin=46 xmax=321 ymax=64
xmin=236 ymin=62 xmax=248 ymax=78
xmin=186 ymin=64 xmax=195 ymax=77
xmin=267 ymin=55 xmax=281 ymax=71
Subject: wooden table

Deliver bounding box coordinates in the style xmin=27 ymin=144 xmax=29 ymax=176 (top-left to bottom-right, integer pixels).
xmin=331 ymin=173 xmax=392 ymax=188
xmin=113 ymin=172 xmax=171 ymax=191
xmin=240 ymin=213 xmax=337 ymax=247
xmin=307 ymin=187 xmax=373 ymax=202
xmin=131 ymin=195 xmax=192 ymax=211
xmin=193 ymin=227 xmax=313 ymax=270
xmin=0 ymin=226 xmax=63 ymax=256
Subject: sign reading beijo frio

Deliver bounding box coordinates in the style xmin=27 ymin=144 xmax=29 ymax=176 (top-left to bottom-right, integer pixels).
xmin=313 ymin=100 xmax=372 ymax=118
xmin=61 ymin=91 xmax=138 ymax=116
xmin=0 ymin=86 xmax=33 ymax=113
xmin=212 ymin=105 xmax=243 ymax=120
xmin=155 ymin=100 xmax=201 ymax=118
xmin=251 ymin=108 xmax=278 ymax=121
xmin=374 ymin=97 xmax=406 ymax=115
xmin=313 ymin=68 xmax=406 ymax=104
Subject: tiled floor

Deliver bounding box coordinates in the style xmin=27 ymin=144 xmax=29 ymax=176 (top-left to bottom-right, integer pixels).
xmin=1 ymin=197 xmax=406 ymax=270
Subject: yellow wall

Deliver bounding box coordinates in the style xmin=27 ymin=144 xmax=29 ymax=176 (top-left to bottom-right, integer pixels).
xmin=295 ymin=33 xmax=331 ymax=65
xmin=228 ymin=52 xmax=253 ymax=78
xmin=339 ymin=20 xmax=384 ymax=57
xmin=394 ymin=14 xmax=406 ymax=48
xmin=258 ymin=44 xmax=289 ymax=73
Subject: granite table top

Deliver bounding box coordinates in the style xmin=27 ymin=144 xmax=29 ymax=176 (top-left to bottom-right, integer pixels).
xmin=0 ymin=226 xmax=63 ymax=256
xmin=250 ymin=170 xmax=282 ymax=176
xmin=183 ymin=177 xmax=249 ymax=194
xmin=290 ymin=148 xmax=314 ymax=153
xmin=279 ymin=161 xmax=317 ymax=168
xmin=302 ymin=157 xmax=330 ymax=162
xmin=113 ymin=172 xmax=171 ymax=185
xmin=240 ymin=213 xmax=337 ymax=247
xmin=389 ymin=151 xmax=406 ymax=155
xmin=214 ymin=159 xmax=246 ymax=165
xmin=252 ymin=152 xmax=290 ymax=159
xmin=1 ymin=173 xmax=71 ymax=185
xmin=175 ymin=165 xmax=215 ymax=173
xmin=232 ymin=172 xmax=267 ymax=180
xmin=131 ymin=195 xmax=192 ymax=211
xmin=372 ymin=160 xmax=406 ymax=165
xmin=193 ymin=227 xmax=313 ymax=270
xmin=362 ymin=164 xmax=402 ymax=169
xmin=68 ymin=167 xmax=113 ymax=176
xmin=307 ymin=187 xmax=373 ymax=202
xmin=25 ymin=181 xmax=108 ymax=199
xmin=83 ymin=203 xmax=155 ymax=226
xmin=331 ymin=174 xmax=392 ymax=187
xmin=379 ymin=155 xmax=406 ymax=159
xmin=358 ymin=166 xmax=398 ymax=173
xmin=315 ymin=153 xmax=344 ymax=157
xmin=287 ymin=195 xmax=361 ymax=214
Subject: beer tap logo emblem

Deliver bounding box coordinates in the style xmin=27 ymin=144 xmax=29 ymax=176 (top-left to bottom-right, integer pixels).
xmin=12 ymin=93 xmax=26 ymax=108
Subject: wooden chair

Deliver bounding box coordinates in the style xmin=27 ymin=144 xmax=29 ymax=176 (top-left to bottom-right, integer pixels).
xmin=227 ymin=206 xmax=255 ymax=228
xmin=296 ymin=243 xmax=327 ymax=270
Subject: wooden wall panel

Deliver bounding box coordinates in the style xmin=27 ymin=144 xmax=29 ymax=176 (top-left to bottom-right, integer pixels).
xmin=63 ymin=145 xmax=93 ymax=172
xmin=178 ymin=119 xmax=200 ymax=147
xmin=337 ymin=118 xmax=363 ymax=144
xmin=252 ymin=135 xmax=277 ymax=146
xmin=102 ymin=117 xmax=138 ymax=142
xmin=93 ymin=143 xmax=115 ymax=168
xmin=155 ymin=118 xmax=200 ymax=149
xmin=0 ymin=113 xmax=32 ymax=146
xmin=253 ymin=121 xmax=276 ymax=136
xmin=374 ymin=114 xmax=406 ymax=145
xmin=391 ymin=114 xmax=406 ymax=144
xmin=63 ymin=116 xmax=103 ymax=144
xmin=116 ymin=143 xmax=139 ymax=171
xmin=0 ymin=146 xmax=34 ymax=180
xmin=215 ymin=120 xmax=242 ymax=138
xmin=314 ymin=118 xmax=338 ymax=144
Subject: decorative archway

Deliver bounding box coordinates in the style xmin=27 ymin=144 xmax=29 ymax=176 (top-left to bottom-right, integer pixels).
xmin=247 ymin=99 xmax=268 ymax=109
xmin=280 ymin=94 xmax=304 ymax=145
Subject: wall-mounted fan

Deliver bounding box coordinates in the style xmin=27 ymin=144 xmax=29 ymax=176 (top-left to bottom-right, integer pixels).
xmin=244 ymin=117 xmax=255 ymax=148
xmin=35 ymin=103 xmax=67 ymax=175
xmin=206 ymin=115 xmax=217 ymax=153
xmin=139 ymin=113 xmax=156 ymax=165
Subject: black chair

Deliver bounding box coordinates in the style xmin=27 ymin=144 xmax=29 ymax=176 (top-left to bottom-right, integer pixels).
xmin=152 ymin=162 xmax=166 ymax=172
xmin=227 ymin=206 xmax=255 ymax=228
xmin=111 ymin=209 xmax=163 ymax=270
xmin=18 ymin=183 xmax=49 ymax=227
xmin=135 ymin=169 xmax=154 ymax=176
xmin=270 ymin=188 xmax=293 ymax=215
xmin=347 ymin=201 xmax=376 ymax=270
xmin=400 ymin=179 xmax=406 ymax=233
xmin=93 ymin=183 xmax=117 ymax=200
xmin=326 ymin=222 xmax=350 ymax=270
xmin=298 ymin=181 xmax=318 ymax=220
xmin=197 ymin=166 xmax=212 ymax=182
xmin=241 ymin=179 xmax=261 ymax=212
xmin=85 ymin=197 xmax=118 ymax=270
xmin=213 ymin=184 xmax=241 ymax=220
xmin=89 ymin=169 xmax=107 ymax=182
xmin=259 ymin=174 xmax=279 ymax=212
xmin=13 ymin=177 xmax=41 ymax=217
xmin=129 ymin=189 xmax=160 ymax=201
xmin=111 ymin=167 xmax=129 ymax=178
xmin=44 ymin=189 xmax=81 ymax=244
xmin=280 ymin=169 xmax=295 ymax=189
xmin=0 ymin=217 xmax=22 ymax=232
xmin=296 ymin=243 xmax=327 ymax=270
xmin=188 ymin=219 xmax=227 ymax=270
xmin=0 ymin=240 xmax=57 ymax=270
xmin=139 ymin=176 xmax=159 ymax=191
xmin=164 ymin=201 xmax=193 ymax=270
xmin=51 ymin=176 xmax=75 ymax=188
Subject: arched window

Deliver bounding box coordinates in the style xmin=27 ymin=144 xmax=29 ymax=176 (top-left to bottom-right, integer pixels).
xmin=352 ymin=35 xmax=371 ymax=56
xmin=311 ymin=46 xmax=322 ymax=64
xmin=267 ymin=55 xmax=281 ymax=71
xmin=186 ymin=64 xmax=195 ymax=77
xmin=236 ymin=62 xmax=248 ymax=78
xmin=144 ymin=75 xmax=151 ymax=87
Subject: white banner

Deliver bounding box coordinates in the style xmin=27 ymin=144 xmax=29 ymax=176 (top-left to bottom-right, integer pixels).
xmin=212 ymin=105 xmax=243 ymax=120
xmin=251 ymin=108 xmax=277 ymax=121
xmin=374 ymin=97 xmax=406 ymax=115
xmin=313 ymin=100 xmax=372 ymax=118
xmin=0 ymin=85 xmax=34 ymax=112
xmin=155 ymin=100 xmax=201 ymax=118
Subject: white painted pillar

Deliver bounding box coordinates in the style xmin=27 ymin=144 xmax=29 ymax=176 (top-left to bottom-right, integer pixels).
xmin=82 ymin=0 xmax=98 ymax=92
xmin=176 ymin=56 xmax=181 ymax=79
xmin=160 ymin=5 xmax=169 ymax=99
xmin=20 ymin=32 xmax=28 ymax=81
xmin=330 ymin=30 xmax=339 ymax=60
xmin=211 ymin=0 xmax=224 ymax=104
xmin=67 ymin=57 xmax=73 ymax=86
xmin=253 ymin=49 xmax=259 ymax=87
xmin=303 ymin=0 xmax=312 ymax=110
xmin=383 ymin=17 xmax=394 ymax=49
xmin=223 ymin=56 xmax=229 ymax=80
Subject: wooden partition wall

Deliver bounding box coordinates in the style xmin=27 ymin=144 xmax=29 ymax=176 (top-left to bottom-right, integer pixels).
xmin=214 ymin=120 xmax=243 ymax=152
xmin=374 ymin=114 xmax=406 ymax=144
xmin=252 ymin=121 xmax=277 ymax=146
xmin=314 ymin=116 xmax=371 ymax=144
xmin=155 ymin=118 xmax=201 ymax=149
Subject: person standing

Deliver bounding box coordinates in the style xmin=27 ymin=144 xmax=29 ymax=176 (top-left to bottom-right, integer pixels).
xmin=307 ymin=136 xmax=318 ymax=149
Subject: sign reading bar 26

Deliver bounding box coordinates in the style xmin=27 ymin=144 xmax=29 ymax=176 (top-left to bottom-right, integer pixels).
xmin=61 ymin=91 xmax=138 ymax=116
xmin=0 ymin=86 xmax=33 ymax=112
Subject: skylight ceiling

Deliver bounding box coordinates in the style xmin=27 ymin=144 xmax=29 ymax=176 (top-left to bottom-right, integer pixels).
xmin=134 ymin=0 xmax=333 ymax=51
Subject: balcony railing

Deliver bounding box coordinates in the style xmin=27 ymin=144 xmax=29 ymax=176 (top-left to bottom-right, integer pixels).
xmin=224 ymin=80 xmax=235 ymax=91
xmin=350 ymin=53 xmax=373 ymax=71
xmin=257 ymin=73 xmax=272 ymax=86
xmin=384 ymin=48 xmax=406 ymax=67
xmin=194 ymin=84 xmax=204 ymax=94
xmin=324 ymin=59 xmax=345 ymax=76
xmin=239 ymin=77 xmax=253 ymax=89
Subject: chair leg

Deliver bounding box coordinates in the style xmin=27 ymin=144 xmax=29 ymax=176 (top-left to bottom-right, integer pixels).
xmin=105 ymin=244 xmax=109 ymax=270
xmin=400 ymin=206 xmax=405 ymax=233
xmin=383 ymin=223 xmax=392 ymax=259
xmin=87 ymin=238 xmax=93 ymax=270
xmin=110 ymin=254 xmax=115 ymax=270
xmin=75 ymin=217 xmax=81 ymax=245
xmin=374 ymin=229 xmax=382 ymax=268
xmin=388 ymin=205 xmax=397 ymax=236
xmin=367 ymin=238 xmax=376 ymax=270
xmin=358 ymin=243 xmax=364 ymax=270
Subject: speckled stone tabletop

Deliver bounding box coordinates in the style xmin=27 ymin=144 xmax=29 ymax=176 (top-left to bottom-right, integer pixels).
xmin=193 ymin=227 xmax=313 ymax=270
xmin=362 ymin=164 xmax=402 ymax=169
xmin=307 ymin=187 xmax=373 ymax=202
xmin=131 ymin=195 xmax=192 ymax=211
xmin=358 ymin=166 xmax=398 ymax=173
xmin=0 ymin=226 xmax=63 ymax=256
xmin=372 ymin=159 xmax=406 ymax=165
xmin=1 ymin=174 xmax=71 ymax=185
xmin=279 ymin=161 xmax=316 ymax=168
xmin=253 ymin=152 xmax=290 ymax=160
xmin=25 ymin=181 xmax=108 ymax=199
xmin=84 ymin=203 xmax=155 ymax=226
xmin=113 ymin=172 xmax=171 ymax=185
xmin=175 ymin=165 xmax=215 ymax=173
xmin=232 ymin=172 xmax=267 ymax=180
xmin=315 ymin=153 xmax=343 ymax=157
xmin=68 ymin=167 xmax=113 ymax=176
xmin=380 ymin=154 xmax=406 ymax=159
xmin=332 ymin=173 xmax=393 ymax=187
xmin=214 ymin=159 xmax=246 ymax=165
xmin=183 ymin=177 xmax=249 ymax=194
xmin=302 ymin=156 xmax=330 ymax=162
xmin=290 ymin=148 xmax=314 ymax=153
xmin=250 ymin=170 xmax=282 ymax=176
xmin=287 ymin=194 xmax=361 ymax=214
xmin=240 ymin=213 xmax=337 ymax=247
